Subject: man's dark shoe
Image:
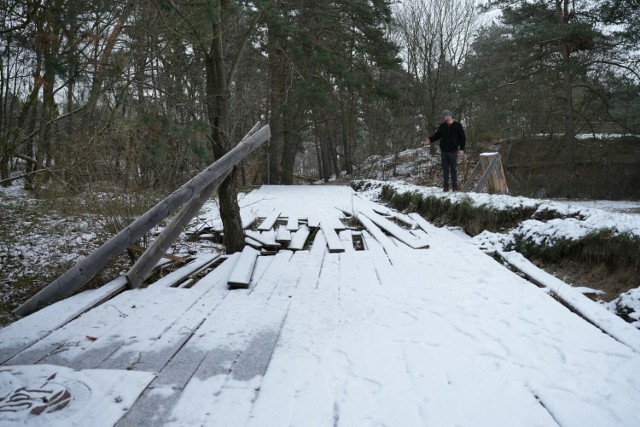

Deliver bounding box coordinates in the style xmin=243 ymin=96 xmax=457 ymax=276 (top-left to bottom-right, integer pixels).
xmin=453 ymin=185 xmax=459 ymax=192
xmin=443 ymin=184 xmax=449 ymax=192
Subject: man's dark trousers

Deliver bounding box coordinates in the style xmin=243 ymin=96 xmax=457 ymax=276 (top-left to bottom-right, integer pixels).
xmin=441 ymin=150 xmax=458 ymax=189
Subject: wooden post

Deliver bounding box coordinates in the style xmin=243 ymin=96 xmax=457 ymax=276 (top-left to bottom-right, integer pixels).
xmin=464 ymin=153 xmax=509 ymax=195
xmin=14 ymin=123 xmax=270 ymax=317
xmin=125 ymin=123 xmax=263 ymax=289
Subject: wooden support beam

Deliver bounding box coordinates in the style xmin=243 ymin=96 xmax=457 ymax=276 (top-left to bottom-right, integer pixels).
xmin=14 ymin=123 xmax=270 ymax=316
xmin=478 ymin=152 xmax=508 ymax=194
xmin=461 ymin=162 xmax=482 ymax=192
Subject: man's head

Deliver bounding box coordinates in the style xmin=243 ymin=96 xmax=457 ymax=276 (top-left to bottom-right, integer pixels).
xmin=441 ymin=110 xmax=453 ymax=124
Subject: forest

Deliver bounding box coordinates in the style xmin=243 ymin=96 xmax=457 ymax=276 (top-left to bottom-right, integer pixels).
xmin=1 ymin=0 xmax=639 ymax=202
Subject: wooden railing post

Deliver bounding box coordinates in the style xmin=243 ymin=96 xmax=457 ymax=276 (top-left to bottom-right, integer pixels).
xmin=14 ymin=123 xmax=270 ymax=317
xmin=463 ymin=152 xmax=509 ymax=194
xmin=125 ymin=122 xmax=263 ymax=289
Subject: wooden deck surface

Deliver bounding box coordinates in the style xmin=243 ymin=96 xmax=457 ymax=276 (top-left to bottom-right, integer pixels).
xmin=1 ymin=185 xmax=639 ymax=427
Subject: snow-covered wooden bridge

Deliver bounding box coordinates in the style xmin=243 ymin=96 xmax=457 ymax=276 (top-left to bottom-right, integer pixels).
xmin=1 ymin=185 xmax=640 ymax=426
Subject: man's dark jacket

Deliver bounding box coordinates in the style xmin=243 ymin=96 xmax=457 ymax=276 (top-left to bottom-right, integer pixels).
xmin=429 ymin=121 xmax=466 ymax=152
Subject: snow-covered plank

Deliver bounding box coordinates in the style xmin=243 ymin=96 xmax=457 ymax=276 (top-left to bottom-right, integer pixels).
xmin=150 ymin=253 xmax=220 ymax=288
xmin=0 ymin=257 xmax=176 ymax=365
xmin=286 ymin=215 xmax=299 ymax=231
xmin=0 ymin=276 xmax=128 ymax=364
xmin=408 ymin=212 xmax=442 ymax=236
xmin=0 ymin=364 xmax=154 ymax=427
xmin=275 ymin=225 xmax=292 ymax=244
xmin=309 ymin=229 xmax=327 ymax=256
xmin=245 ymin=230 xmax=280 ymax=248
xmin=245 ymin=236 xmax=262 ymax=249
xmin=389 ymin=211 xmax=417 ymax=229
xmin=242 ymin=210 xmax=259 ymax=229
xmin=142 ymin=252 xmax=310 ymax=426
xmin=48 ymin=254 xmax=237 ymax=371
xmin=361 ymin=210 xmax=429 ymax=249
xmin=321 ymin=223 xmax=345 ymax=253
xmin=339 ymin=229 xmax=355 ymax=252
xmin=361 ymin=230 xmax=386 ymax=256
xmin=257 ymin=210 xmax=280 ymax=231
xmin=98 ymin=255 xmax=239 ymax=373
xmin=227 ymin=247 xmax=260 ymax=289
xmin=307 ymin=214 xmax=320 ymax=228
xmin=356 ymin=212 xmax=397 ymax=254
xmin=288 ymin=225 xmax=310 ymax=251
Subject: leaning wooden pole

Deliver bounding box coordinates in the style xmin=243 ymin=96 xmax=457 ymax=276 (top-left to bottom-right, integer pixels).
xmin=125 ymin=122 xmax=262 ymax=289
xmin=14 ymin=123 xmax=270 ymax=317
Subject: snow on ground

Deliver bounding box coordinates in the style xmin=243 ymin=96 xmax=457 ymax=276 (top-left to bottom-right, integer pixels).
xmin=0 ymin=364 xmax=154 ymax=426
xmin=2 ymin=185 xmax=640 ymax=426
xmin=357 ymin=180 xmax=640 ymax=324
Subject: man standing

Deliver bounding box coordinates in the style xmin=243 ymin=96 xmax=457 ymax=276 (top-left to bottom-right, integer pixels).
xmin=423 ymin=110 xmax=466 ymax=191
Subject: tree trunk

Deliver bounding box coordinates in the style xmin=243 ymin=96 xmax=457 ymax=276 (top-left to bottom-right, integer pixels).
xmin=279 ymin=116 xmax=297 ymax=184
xmin=556 ymin=0 xmax=577 ymax=194
xmin=205 ymin=13 xmax=244 ymax=254
xmin=267 ymin=28 xmax=283 ymax=184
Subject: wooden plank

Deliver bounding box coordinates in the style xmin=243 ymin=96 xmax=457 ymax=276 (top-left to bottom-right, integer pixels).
xmin=408 ymin=212 xmax=442 ymax=236
xmin=122 ymin=252 xmax=300 ymax=426
xmin=307 ymin=214 xmax=320 ymax=228
xmin=44 ymin=256 xmax=240 ymax=371
xmin=389 ymin=211 xmax=417 ymax=229
xmin=276 ymin=225 xmax=292 ymax=244
xmin=309 ymin=229 xmax=327 ymax=256
xmin=321 ymin=223 xmax=345 ymax=253
xmin=5 ymin=255 xmax=238 ymax=369
xmin=356 ymin=213 xmax=397 ymax=254
xmin=462 ymin=161 xmax=482 ymax=192
xmin=339 ymin=229 xmax=355 ymax=252
xmin=242 ymin=210 xmax=259 ymax=229
xmin=288 ymin=225 xmax=310 ymax=251
xmin=228 ymin=247 xmax=260 ymax=289
xmin=286 ymin=215 xmax=299 ymax=231
xmin=151 ymin=254 xmax=220 ymax=288
xmin=245 ymin=230 xmax=281 ymax=248
xmin=245 ymin=236 xmax=263 ymax=249
xmin=257 ymin=210 xmax=280 ymax=231
xmin=361 ymin=210 xmax=429 ymax=249
xmin=0 ymin=257 xmax=174 ymax=365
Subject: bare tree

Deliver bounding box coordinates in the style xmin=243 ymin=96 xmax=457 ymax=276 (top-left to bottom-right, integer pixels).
xmin=393 ymin=0 xmax=476 ymax=137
